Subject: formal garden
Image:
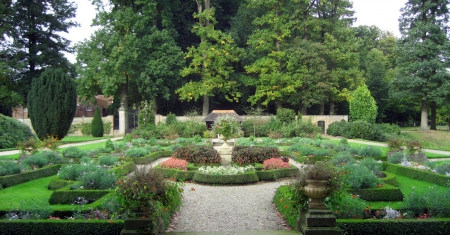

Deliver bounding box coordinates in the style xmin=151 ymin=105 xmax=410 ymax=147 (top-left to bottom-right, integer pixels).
xmin=1 ymin=109 xmax=450 ymax=235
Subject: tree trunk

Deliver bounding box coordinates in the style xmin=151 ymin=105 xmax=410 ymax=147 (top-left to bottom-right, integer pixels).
xmin=202 ymin=95 xmax=209 ymax=116
xmin=329 ymin=99 xmax=335 ymax=115
xmin=319 ymin=101 xmax=325 ymax=115
xmin=420 ymin=100 xmax=428 ymax=131
xmin=430 ymin=101 xmax=436 ymax=130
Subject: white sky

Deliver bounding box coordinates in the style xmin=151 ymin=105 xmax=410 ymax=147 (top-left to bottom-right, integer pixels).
xmin=63 ymin=0 xmax=408 ymax=63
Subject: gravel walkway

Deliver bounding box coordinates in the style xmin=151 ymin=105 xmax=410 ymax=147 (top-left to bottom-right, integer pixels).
xmin=150 ymin=159 xmax=305 ymax=233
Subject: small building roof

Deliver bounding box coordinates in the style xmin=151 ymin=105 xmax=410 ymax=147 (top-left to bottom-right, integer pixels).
xmin=203 ymin=110 xmax=243 ymax=122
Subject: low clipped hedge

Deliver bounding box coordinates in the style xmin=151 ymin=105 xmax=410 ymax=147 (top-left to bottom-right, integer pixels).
xmin=0 ymin=220 xmax=123 ymax=235
xmin=337 ymin=219 xmax=450 ymax=235
xmin=112 ymin=161 xmax=136 ymax=177
xmin=131 ymin=151 xmax=172 ymax=164
xmin=0 ymin=164 xmax=61 ymax=188
xmin=192 ymin=171 xmax=259 ymax=184
xmin=154 ymin=168 xmax=196 ymax=181
xmin=256 ymin=167 xmax=299 ymax=181
xmin=48 ymin=178 xmax=73 ymax=190
xmin=49 ymin=186 xmax=112 ymax=204
xmin=384 ymin=162 xmax=450 ymax=187
xmin=348 ymin=183 xmax=404 ymax=201
xmin=381 ymin=171 xmax=399 ymax=187
xmin=232 ymin=146 xmax=281 ymax=164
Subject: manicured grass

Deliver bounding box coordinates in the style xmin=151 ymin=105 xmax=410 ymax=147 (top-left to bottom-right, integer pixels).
xmin=0 ymin=153 xmax=21 ymax=160
xmin=403 ymin=129 xmax=450 ymax=151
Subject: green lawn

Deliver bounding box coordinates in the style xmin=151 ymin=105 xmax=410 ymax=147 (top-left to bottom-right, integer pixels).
xmin=60 ymin=136 xmax=113 ymax=144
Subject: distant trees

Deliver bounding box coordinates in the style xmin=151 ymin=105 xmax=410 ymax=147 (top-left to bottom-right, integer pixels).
xmin=27 ymin=68 xmax=77 ymax=140
xmin=393 ymin=0 xmax=450 ymax=130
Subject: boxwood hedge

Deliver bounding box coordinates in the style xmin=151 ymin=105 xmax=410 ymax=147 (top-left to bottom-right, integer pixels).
xmin=383 ymin=162 xmax=450 ymax=187
xmin=0 ymin=164 xmax=61 ymax=188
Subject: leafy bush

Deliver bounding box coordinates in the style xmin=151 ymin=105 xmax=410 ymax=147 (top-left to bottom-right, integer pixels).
xmin=387 ymin=137 xmax=404 ymax=150
xmin=0 ymin=114 xmax=35 ymax=149
xmin=113 ymin=141 xmax=128 ymax=151
xmin=166 ymin=113 xmax=177 ymax=125
xmin=58 ymin=164 xmax=99 ymax=181
xmin=384 ymin=162 xmax=450 ymax=187
xmin=21 ymin=154 xmax=49 ymax=168
xmin=211 ymin=115 xmax=243 ymax=140
xmin=435 ymin=162 xmax=450 ymax=175
xmin=359 ymin=158 xmax=383 ymax=175
xmin=326 ymin=120 xmax=348 ymax=136
xmin=321 ymin=141 xmax=336 ymax=149
xmin=97 ymin=155 xmax=120 ymax=166
xmin=193 ymin=171 xmax=259 ymax=184
xmin=0 ymin=164 xmax=60 ymax=188
xmin=39 ymin=151 xmax=64 ymax=164
xmin=173 ymin=145 xmax=220 ymax=163
xmin=232 ymin=146 xmax=281 ymax=164
xmin=160 ymin=158 xmax=188 ymax=171
xmin=342 ymin=164 xmax=381 ymax=190
xmin=263 ymin=158 xmax=290 ymax=170
xmin=331 ymin=152 xmax=355 ymax=166
xmin=104 ymin=139 xmax=114 ymax=152
xmin=131 ymin=138 xmax=147 ymax=147
xmin=358 ymin=146 xmax=382 ymax=157
xmin=330 ymin=194 xmax=367 ymax=219
xmin=74 ymin=168 xmax=116 ymax=190
xmin=125 ymin=147 xmax=150 ymax=158
xmin=401 ymin=188 xmax=427 ymax=216
xmin=0 ymin=161 xmax=21 ymax=176
xmin=62 ymin=147 xmax=88 ymax=158
xmin=387 ymin=151 xmax=407 ymax=164
xmin=276 ymin=108 xmax=295 ymax=124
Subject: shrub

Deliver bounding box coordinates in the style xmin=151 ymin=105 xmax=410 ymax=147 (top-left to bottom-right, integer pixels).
xmin=359 ymin=158 xmax=383 ymax=175
xmin=343 ymin=164 xmax=381 ymax=190
xmin=331 ymin=152 xmax=355 ymax=166
xmin=173 ymin=145 xmax=220 ymax=163
xmin=104 ymin=139 xmax=114 ymax=152
xmin=74 ymin=168 xmax=116 ymax=190
xmin=232 ymin=146 xmax=281 ymax=164
xmin=40 ymin=151 xmax=64 ymax=164
xmin=198 ymin=165 xmax=255 ymax=175
xmin=193 ymin=171 xmax=259 ymax=184
xmin=125 ymin=147 xmax=150 ymax=158
xmin=212 ymin=115 xmax=243 ymax=140
xmin=401 ymin=188 xmax=427 ymax=217
xmin=326 ymin=120 xmax=348 ymax=136
xmin=330 ymin=194 xmax=367 ymax=219
xmin=166 ymin=113 xmax=177 ymax=125
xmin=406 ymin=139 xmax=422 ymax=154
xmin=387 ymin=151 xmax=407 ymax=164
xmin=97 ymin=155 xmax=120 ymax=166
xmin=21 ymin=154 xmax=49 ymax=168
xmin=0 ymin=161 xmax=21 ymax=176
xmin=160 ymin=158 xmax=188 ymax=171
xmin=0 ymin=164 xmax=60 ymax=188
xmin=263 ymin=158 xmax=290 ymax=170
xmin=349 ymin=84 xmax=377 ymax=123
xmin=58 ymin=164 xmax=99 ymax=181
xmin=91 ymin=108 xmax=104 ymax=137
xmin=435 ymin=162 xmax=450 ymax=175
xmin=321 ymin=141 xmax=336 ymax=149
xmin=27 ymin=68 xmax=77 ymax=140
xmin=276 ymin=108 xmax=295 ymax=124
xmin=387 ymin=137 xmax=404 ymax=150
xmin=62 ymin=147 xmax=88 ymax=158
xmin=358 ymin=146 xmax=382 ymax=157
xmin=0 ymin=114 xmax=35 ymax=149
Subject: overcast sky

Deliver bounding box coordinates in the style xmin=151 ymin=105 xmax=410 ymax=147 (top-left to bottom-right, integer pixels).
xmin=63 ymin=0 xmax=408 ymax=62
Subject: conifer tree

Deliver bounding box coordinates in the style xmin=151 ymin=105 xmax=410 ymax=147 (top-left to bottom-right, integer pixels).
xmin=91 ymin=107 xmax=104 ymax=137
xmin=27 ymin=68 xmax=76 ymax=140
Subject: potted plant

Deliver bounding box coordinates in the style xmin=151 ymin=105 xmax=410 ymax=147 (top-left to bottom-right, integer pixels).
xmin=386 ymin=137 xmax=404 ymax=156
xmin=299 ymin=161 xmax=339 ymax=209
xmin=17 ymin=137 xmax=39 ymax=153
xmin=405 ymin=139 xmax=427 ymax=163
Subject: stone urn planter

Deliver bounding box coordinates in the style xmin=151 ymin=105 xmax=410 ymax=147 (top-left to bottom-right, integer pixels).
xmin=303 ymin=179 xmax=330 ymax=209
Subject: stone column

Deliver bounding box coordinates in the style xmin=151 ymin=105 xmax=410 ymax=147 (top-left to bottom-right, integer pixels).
xmin=118 ymin=105 xmax=128 ymax=136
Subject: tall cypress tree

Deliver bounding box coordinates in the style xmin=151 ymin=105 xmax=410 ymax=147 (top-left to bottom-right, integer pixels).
xmin=27 ymin=68 xmax=77 ymax=140
xmin=91 ymin=107 xmax=104 ymax=137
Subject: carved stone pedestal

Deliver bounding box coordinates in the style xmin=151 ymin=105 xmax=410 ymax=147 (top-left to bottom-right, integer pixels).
xmin=297 ymin=209 xmax=341 ymax=235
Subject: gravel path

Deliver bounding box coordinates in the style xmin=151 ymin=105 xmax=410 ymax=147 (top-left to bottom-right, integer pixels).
xmin=151 ymin=159 xmax=305 ymax=233
xmin=165 ymin=180 xmax=294 ymax=232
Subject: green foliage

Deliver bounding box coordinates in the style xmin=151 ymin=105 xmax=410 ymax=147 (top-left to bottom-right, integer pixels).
xmin=331 ymin=194 xmax=367 ymax=219
xmin=104 ymin=139 xmax=114 ymax=152
xmin=231 ymin=146 xmax=281 ymax=164
xmin=21 ymin=154 xmax=49 ymax=168
xmin=97 ymin=155 xmax=120 ymax=166
xmin=342 ymin=164 xmax=381 ymax=190
xmin=124 ymin=133 xmax=132 ymax=142
xmin=0 ymin=161 xmax=21 ymax=176
xmin=327 ymin=120 xmax=400 ymax=142
xmin=91 ymin=107 xmax=104 ymax=137
xmin=435 ymin=162 xmax=450 ymax=175
xmin=349 ymin=84 xmax=377 ymax=124
xmin=0 ymin=114 xmax=35 ymax=149
xmin=58 ymin=164 xmax=99 ymax=181
xmin=74 ymin=168 xmax=116 ymax=190
xmin=211 ymin=115 xmax=243 ymax=140
xmin=384 ymin=162 xmax=450 ymax=187
xmin=0 ymin=220 xmax=123 ymax=235
xmin=387 ymin=151 xmax=408 ymax=164
xmin=48 ymin=188 xmax=111 ymax=205
xmin=166 ymin=113 xmax=177 ymax=125
xmin=331 ymin=152 xmax=355 ymax=166
xmin=137 ymin=100 xmax=155 ymax=128
xmin=326 ymin=120 xmax=349 ymax=136
xmin=337 ymin=219 xmax=450 ymax=235
xmin=349 ymin=183 xmax=404 ymax=201
xmin=61 ymin=147 xmax=88 ymax=159
xmin=0 ymin=164 xmax=60 ymax=188
xmin=28 ymin=68 xmax=77 ymax=140
xmin=125 ymin=147 xmax=150 ymax=158
xmin=358 ymin=146 xmax=382 ymax=158
xmin=47 ymin=178 xmax=72 ymax=190
xmin=173 ymin=145 xmax=220 ymax=163
xmin=276 ymin=108 xmax=295 ymax=124
xmin=131 ymin=151 xmax=172 ymax=165
xmin=387 ymin=137 xmax=404 ymax=150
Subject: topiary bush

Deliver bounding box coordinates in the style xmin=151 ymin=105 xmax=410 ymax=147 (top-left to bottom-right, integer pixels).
xmin=91 ymin=107 xmax=104 ymax=137
xmin=160 ymin=158 xmax=188 ymax=171
xmin=232 ymin=146 xmax=281 ymax=164
xmin=62 ymin=147 xmax=88 ymax=159
xmin=326 ymin=120 xmax=349 ymax=136
xmin=172 ymin=145 xmax=220 ymax=163
xmin=0 ymin=114 xmax=35 ymax=149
